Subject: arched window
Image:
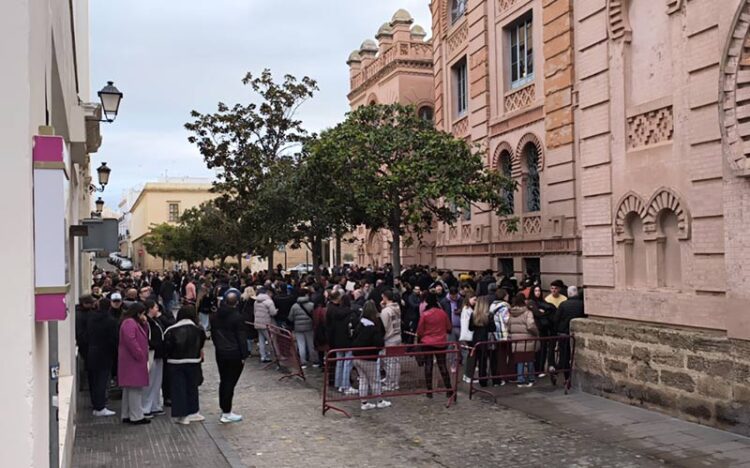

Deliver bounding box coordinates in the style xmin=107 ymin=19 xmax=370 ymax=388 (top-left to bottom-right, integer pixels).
xmin=418 ymin=106 xmax=434 ymax=122
xmin=524 ymin=144 xmax=540 ymax=212
xmin=451 ymin=0 xmax=467 ymax=24
xmin=624 ymin=213 xmax=646 ymax=287
xmin=499 ymin=150 xmax=514 ymax=214
xmin=657 ymin=210 xmax=682 ymax=288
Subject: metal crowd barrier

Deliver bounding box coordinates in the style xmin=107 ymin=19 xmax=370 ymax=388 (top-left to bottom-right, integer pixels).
xmin=322 ymin=342 xmax=461 ymax=418
xmin=466 ymin=334 xmax=576 ymax=400
xmin=265 ymin=324 xmax=306 ymax=381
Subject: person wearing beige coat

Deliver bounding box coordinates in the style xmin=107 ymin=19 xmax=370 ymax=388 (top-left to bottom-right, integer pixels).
xmin=507 ymin=294 xmax=539 ymax=387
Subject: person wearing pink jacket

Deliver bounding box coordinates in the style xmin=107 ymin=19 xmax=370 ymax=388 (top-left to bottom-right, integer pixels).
xmin=118 ymin=302 xmax=151 ymax=425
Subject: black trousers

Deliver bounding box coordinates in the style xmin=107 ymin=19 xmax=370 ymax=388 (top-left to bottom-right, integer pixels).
xmin=217 ymin=359 xmax=244 ymax=414
xmin=88 ymin=366 xmax=111 ymax=411
xmin=169 ymin=364 xmax=200 ymax=418
xmin=162 ymin=361 xmax=171 ymax=400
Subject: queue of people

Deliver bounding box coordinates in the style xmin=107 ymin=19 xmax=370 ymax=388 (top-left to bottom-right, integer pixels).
xmin=79 ymin=264 xmax=584 ymax=418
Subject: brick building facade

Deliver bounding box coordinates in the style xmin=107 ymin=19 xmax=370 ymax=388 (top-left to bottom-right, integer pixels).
xmin=348 ymin=1 xmax=750 ymax=434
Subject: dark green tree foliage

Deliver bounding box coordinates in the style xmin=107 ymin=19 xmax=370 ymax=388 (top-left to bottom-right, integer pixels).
xmin=313 ymin=103 xmax=516 ymax=275
xmin=185 ymin=69 xmax=318 ymax=270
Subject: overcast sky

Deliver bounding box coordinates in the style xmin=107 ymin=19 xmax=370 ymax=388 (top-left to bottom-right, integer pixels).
xmin=90 ymin=0 xmax=431 ymax=208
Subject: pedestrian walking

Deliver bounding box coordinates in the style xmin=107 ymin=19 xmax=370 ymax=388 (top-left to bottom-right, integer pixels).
xmin=163 ymin=305 xmax=206 ymax=425
xmin=117 ymin=302 xmax=151 ymax=425
xmin=211 ymin=290 xmax=249 ymax=424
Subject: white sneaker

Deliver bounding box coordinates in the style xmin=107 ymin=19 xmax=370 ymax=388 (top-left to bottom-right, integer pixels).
xmin=301 ymin=364 xmax=308 ymax=369
xmin=220 ymin=413 xmax=243 ymax=423
xmin=186 ymin=413 xmax=205 ymax=422
xmin=383 ymin=384 xmax=400 ymax=392
xmin=360 ymin=402 xmax=377 ymax=411
xmin=174 ymin=417 xmax=190 ymax=425
xmin=539 ymin=373 xmax=546 ymax=378
xmin=344 ymin=387 xmax=359 ymax=395
xmin=462 ymin=376 xmax=472 ymax=383
xmin=376 ymin=400 xmax=392 ymax=409
xmin=92 ymin=408 xmax=116 ymax=417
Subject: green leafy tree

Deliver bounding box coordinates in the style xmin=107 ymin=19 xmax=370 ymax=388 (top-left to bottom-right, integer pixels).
xmin=142 ymin=223 xmax=182 ymax=270
xmin=313 ymin=103 xmax=516 ymax=275
xmin=180 ymin=201 xmax=244 ymax=267
xmin=185 ymin=69 xmax=318 ymax=271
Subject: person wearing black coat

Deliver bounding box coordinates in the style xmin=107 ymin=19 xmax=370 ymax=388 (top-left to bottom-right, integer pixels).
xmin=163 ymin=305 xmax=206 ymax=424
xmin=210 ymin=291 xmax=249 ymax=423
xmin=272 ymin=284 xmax=297 ymax=326
xmin=142 ymin=299 xmax=174 ymax=416
xmin=528 ymin=285 xmax=557 ymax=378
xmin=468 ymin=296 xmax=497 ymax=388
xmin=86 ymin=298 xmax=118 ymax=416
xmin=554 ymin=287 xmax=585 ymax=381
xmin=326 ymin=290 xmax=357 ymax=394
xmin=351 ymin=301 xmax=390 ymax=410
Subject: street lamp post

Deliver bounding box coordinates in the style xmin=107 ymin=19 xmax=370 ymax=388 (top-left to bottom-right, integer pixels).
xmin=89 ymin=162 xmax=111 ymax=193
xmin=97 ymin=81 xmax=123 ymax=123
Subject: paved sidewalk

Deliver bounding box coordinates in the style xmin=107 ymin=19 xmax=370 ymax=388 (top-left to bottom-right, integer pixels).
xmin=476 ymin=384 xmax=750 ymax=467
xmin=71 ymin=381 xmax=242 ymax=468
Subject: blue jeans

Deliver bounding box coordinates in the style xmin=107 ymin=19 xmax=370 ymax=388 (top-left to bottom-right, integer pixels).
xmin=199 ymin=312 xmax=210 ymax=331
xmin=517 ymin=362 xmax=536 ymax=383
xmin=246 ymin=338 xmax=254 ymax=357
xmin=257 ymin=329 xmax=272 ymax=361
xmin=335 ymin=351 xmax=353 ymax=389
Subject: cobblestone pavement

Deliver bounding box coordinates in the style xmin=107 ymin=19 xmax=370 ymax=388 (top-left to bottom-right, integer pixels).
xmin=201 ymin=345 xmax=676 ymax=468
xmin=73 ymin=342 xmax=750 ymax=467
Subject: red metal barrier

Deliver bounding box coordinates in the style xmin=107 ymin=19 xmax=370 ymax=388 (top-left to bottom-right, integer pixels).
xmin=466 ymin=335 xmax=576 ymax=400
xmin=265 ymin=324 xmax=306 ymax=381
xmin=322 ymin=343 xmax=461 ymax=418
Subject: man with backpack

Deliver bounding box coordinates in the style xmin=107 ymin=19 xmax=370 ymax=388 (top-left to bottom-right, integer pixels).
xmin=287 ymin=286 xmax=317 ymax=368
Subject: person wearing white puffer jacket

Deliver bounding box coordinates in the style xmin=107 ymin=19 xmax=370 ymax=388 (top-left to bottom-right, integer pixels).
xmin=253 ymin=287 xmax=277 ymax=363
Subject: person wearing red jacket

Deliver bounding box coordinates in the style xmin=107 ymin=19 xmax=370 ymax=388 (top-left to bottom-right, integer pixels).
xmin=416 ymin=292 xmax=454 ymax=399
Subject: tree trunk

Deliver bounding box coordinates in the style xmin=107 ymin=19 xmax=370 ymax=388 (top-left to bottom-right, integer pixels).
xmin=267 ymin=246 xmax=274 ymax=274
xmin=335 ymin=231 xmax=342 ymax=266
xmin=391 ymin=208 xmax=402 ymax=283
xmin=162 ymin=257 xmax=166 ymax=271
xmin=237 ymin=254 xmax=242 ymax=271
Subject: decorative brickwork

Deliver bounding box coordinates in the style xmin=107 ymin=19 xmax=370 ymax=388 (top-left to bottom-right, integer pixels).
xmin=643 ymin=188 xmax=690 ymax=239
xmin=523 ymin=215 xmax=542 ymax=235
xmin=607 ymin=0 xmax=631 ymax=42
xmin=504 ymin=84 xmax=536 ymax=113
xmin=515 ymin=133 xmax=545 ymax=172
xmin=626 ymin=106 xmax=674 ymax=149
xmin=614 ymin=191 xmax=646 ymax=240
xmin=497 ymin=0 xmax=519 ymax=14
xmin=453 ymin=116 xmax=469 ymax=137
xmin=666 ymin=0 xmax=685 ymax=14
xmin=446 ymin=20 xmax=468 ymax=55
xmin=720 ymin=0 xmax=750 ymax=175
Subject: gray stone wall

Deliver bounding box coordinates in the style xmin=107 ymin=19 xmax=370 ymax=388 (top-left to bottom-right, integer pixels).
xmin=571 ymin=317 xmax=750 ymax=436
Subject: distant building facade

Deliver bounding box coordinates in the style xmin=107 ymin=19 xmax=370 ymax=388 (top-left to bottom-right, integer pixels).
xmin=346 ymin=9 xmax=436 ymax=268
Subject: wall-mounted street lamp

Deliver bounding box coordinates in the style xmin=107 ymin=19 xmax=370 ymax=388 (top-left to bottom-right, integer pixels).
xmin=98 ymin=81 xmax=123 ymax=123
xmin=89 ymin=162 xmax=111 ymax=193
xmin=95 ymin=197 xmax=104 ymax=214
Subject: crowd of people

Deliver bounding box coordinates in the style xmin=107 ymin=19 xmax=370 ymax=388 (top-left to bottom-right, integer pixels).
xmin=76 ymin=264 xmax=585 ymax=420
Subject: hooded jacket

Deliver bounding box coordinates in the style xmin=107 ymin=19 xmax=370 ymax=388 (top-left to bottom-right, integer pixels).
xmin=253 ymin=293 xmax=277 ymax=329
xmin=210 ymin=304 xmax=249 ymax=361
xmin=351 ymin=318 xmax=385 ymax=361
xmin=288 ymin=295 xmax=315 ymax=332
xmin=326 ymin=301 xmax=356 ymax=349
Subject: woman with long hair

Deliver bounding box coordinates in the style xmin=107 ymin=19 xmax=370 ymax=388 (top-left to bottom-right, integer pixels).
xmin=416 ymin=292 xmax=454 ymax=399
xmin=459 ymin=290 xmax=476 ymax=383
xmin=117 ymin=302 xmax=151 ymax=424
xmin=351 ymin=300 xmax=389 ymax=411
xmin=468 ymin=295 xmax=497 ymax=388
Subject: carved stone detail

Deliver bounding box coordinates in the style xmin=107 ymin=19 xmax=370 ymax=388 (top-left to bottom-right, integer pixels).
xmin=523 ymin=215 xmax=542 ymax=235
xmin=516 ymin=133 xmax=545 ymax=172
xmin=720 ymin=0 xmax=750 ymax=175
xmin=643 ymin=188 xmax=690 ymax=239
xmin=626 ymin=106 xmax=674 ymax=149
xmin=453 ymin=116 xmax=469 ymax=137
xmin=504 ymin=84 xmax=535 ymax=113
xmin=614 ymin=191 xmax=646 ymax=240
xmin=446 ymin=20 xmax=468 ymax=55
xmin=667 ymin=0 xmax=685 ymax=14
xmin=490 ymin=141 xmax=517 ymax=172
xmin=498 ymin=0 xmax=519 ymax=14
xmin=607 ymin=0 xmax=631 ymax=42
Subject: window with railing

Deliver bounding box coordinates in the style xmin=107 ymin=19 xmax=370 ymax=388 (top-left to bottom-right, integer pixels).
xmin=509 ymin=13 xmax=534 ymax=89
